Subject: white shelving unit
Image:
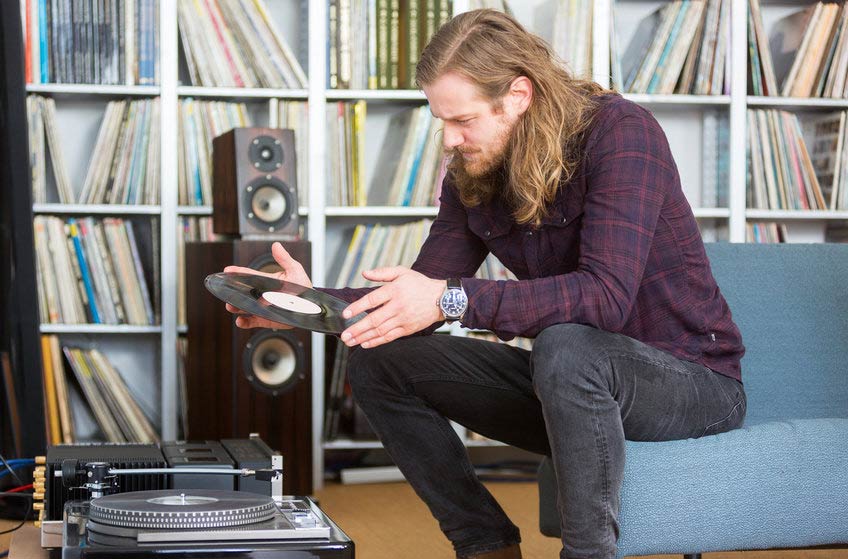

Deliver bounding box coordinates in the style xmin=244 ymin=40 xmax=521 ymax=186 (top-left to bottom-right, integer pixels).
xmin=26 ymin=0 xmax=847 ymax=489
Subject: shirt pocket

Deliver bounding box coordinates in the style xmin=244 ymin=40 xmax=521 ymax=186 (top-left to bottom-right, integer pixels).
xmin=467 ymin=210 xmax=513 ymax=259
xmin=539 ymin=206 xmax=583 ymax=274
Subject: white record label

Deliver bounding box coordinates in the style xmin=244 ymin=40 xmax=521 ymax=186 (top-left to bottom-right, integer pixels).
xmin=262 ymin=291 xmax=323 ymax=315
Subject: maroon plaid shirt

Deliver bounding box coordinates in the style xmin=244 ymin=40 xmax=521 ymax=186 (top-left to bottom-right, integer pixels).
xmin=329 ymin=94 xmax=745 ymax=381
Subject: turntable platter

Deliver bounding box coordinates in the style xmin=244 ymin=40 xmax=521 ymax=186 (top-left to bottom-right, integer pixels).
xmin=88 ymin=489 xmax=276 ymax=530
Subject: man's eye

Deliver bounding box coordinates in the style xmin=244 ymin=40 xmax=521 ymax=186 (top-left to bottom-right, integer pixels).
xmin=457 ymin=119 xmax=472 ymax=125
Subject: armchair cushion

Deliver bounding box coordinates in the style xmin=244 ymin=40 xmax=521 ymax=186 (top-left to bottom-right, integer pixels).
xmin=539 ymin=417 xmax=848 ymax=557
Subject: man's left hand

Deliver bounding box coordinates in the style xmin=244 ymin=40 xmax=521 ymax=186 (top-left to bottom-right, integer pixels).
xmin=341 ymin=267 xmax=445 ymax=349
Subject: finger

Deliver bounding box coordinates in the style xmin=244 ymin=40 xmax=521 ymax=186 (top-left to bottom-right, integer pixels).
xmin=235 ymin=315 xmax=293 ymax=330
xmin=361 ymin=266 xmax=405 ymax=283
xmin=343 ymin=286 xmax=392 ymax=319
xmin=361 ymin=326 xmax=407 ymax=349
xmin=225 ymin=303 xmax=249 ymax=315
xmin=341 ymin=305 xmax=395 ymax=345
xmin=349 ymin=314 xmax=402 ymax=347
xmin=272 ymin=242 xmax=299 ymax=271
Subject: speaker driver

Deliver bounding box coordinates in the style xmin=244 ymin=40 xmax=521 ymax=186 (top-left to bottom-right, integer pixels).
xmin=252 ymin=185 xmax=288 ymax=223
xmin=247 ymin=253 xmax=282 ymax=275
xmin=249 ymin=135 xmax=284 ymax=172
xmin=243 ymin=330 xmax=305 ymax=396
xmin=243 ymin=176 xmax=296 ymax=233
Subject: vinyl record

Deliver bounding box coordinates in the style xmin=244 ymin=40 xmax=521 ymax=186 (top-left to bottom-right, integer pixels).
xmin=205 ymin=272 xmax=365 ymax=334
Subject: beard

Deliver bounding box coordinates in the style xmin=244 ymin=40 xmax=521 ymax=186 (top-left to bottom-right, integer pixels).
xmin=447 ymin=120 xmax=515 ymax=207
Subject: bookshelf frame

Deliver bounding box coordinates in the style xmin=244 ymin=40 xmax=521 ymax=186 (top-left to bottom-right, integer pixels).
xmin=27 ymin=0 xmax=848 ymax=490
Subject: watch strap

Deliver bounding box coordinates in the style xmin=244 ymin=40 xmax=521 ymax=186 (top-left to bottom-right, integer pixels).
xmin=447 ymin=278 xmax=462 ymax=290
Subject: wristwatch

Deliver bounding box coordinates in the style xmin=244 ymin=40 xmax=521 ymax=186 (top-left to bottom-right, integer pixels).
xmin=439 ymin=278 xmax=468 ymax=323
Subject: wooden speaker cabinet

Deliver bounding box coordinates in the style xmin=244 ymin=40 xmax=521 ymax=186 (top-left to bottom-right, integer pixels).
xmin=212 ymin=128 xmax=299 ymax=238
xmin=185 ymin=240 xmax=312 ymax=494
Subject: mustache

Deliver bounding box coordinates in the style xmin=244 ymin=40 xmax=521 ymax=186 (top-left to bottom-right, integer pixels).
xmin=445 ymin=146 xmax=479 ymax=157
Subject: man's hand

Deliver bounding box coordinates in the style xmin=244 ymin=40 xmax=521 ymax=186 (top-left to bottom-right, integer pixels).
xmin=224 ymin=242 xmax=312 ymax=330
xmin=340 ymin=267 xmax=445 ymax=349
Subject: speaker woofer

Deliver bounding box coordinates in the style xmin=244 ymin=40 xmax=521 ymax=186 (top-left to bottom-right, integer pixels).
xmin=242 ymin=176 xmax=296 ymax=233
xmin=243 ymin=330 xmax=305 ymax=396
xmin=248 ymin=135 xmax=284 ymax=172
xmin=247 ymin=252 xmax=282 ymax=275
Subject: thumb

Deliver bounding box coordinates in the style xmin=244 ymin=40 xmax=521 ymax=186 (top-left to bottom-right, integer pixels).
xmin=362 ymin=266 xmax=404 ymax=283
xmin=272 ymin=242 xmax=294 ymax=267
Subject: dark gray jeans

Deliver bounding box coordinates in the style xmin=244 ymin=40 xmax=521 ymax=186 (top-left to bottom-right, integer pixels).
xmin=346 ymin=323 xmax=747 ymax=559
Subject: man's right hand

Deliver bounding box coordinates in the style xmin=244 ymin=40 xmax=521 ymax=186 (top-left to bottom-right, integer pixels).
xmin=223 ymin=242 xmax=313 ymax=330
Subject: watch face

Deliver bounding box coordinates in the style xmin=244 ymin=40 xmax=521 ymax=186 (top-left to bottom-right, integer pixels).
xmin=440 ymin=289 xmax=468 ymax=318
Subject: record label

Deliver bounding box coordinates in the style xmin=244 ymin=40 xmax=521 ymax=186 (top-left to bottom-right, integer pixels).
xmin=261 ymin=291 xmax=322 ymax=315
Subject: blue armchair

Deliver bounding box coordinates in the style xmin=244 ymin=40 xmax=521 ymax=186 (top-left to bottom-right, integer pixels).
xmin=538 ymin=243 xmax=848 ymax=557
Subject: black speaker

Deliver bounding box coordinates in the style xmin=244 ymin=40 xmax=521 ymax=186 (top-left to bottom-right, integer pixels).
xmin=185 ymin=240 xmax=312 ymax=495
xmin=212 ymin=128 xmax=299 ymax=238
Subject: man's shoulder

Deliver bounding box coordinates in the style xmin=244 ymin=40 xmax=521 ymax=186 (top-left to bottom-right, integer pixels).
xmin=590 ymin=93 xmax=654 ymax=130
xmin=584 ymin=93 xmax=661 ymax=148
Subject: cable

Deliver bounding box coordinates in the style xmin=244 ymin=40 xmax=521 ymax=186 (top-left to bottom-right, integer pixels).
xmin=0 ymin=454 xmax=23 ymax=487
xmin=0 ymin=491 xmax=33 ymax=498
xmin=0 ymin=462 xmax=33 ymax=480
xmin=0 ymin=497 xmax=31 ymax=535
xmin=4 ymin=484 xmax=32 ymax=493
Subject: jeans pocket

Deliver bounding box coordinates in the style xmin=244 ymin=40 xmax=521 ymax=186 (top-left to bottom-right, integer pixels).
xmin=700 ymin=390 xmax=747 ymax=438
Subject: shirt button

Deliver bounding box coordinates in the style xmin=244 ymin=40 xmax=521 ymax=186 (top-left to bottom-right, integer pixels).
xmin=484 ymin=230 xmax=491 ymax=237
xmin=561 ymin=217 xmax=567 ymax=224
xmin=527 ymin=231 xmax=533 ymax=236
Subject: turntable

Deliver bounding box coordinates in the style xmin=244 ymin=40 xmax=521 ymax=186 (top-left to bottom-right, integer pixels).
xmin=63 ymin=490 xmax=353 ymax=558
xmin=44 ymin=441 xmax=354 ymax=558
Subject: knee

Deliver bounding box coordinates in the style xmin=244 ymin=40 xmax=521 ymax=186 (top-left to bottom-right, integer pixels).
xmin=531 ymin=324 xmax=607 ymax=393
xmin=345 ymin=341 xmax=417 ymax=399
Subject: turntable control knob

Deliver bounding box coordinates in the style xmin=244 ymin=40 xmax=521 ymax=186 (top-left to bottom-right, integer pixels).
xmin=35 ymin=456 xmax=46 ymax=465
xmin=33 ymin=502 xmax=44 ymax=511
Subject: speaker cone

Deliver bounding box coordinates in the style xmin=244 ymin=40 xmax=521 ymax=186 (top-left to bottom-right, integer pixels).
xmin=252 ymin=185 xmax=288 ymax=223
xmin=243 ymin=330 xmax=305 ymax=396
xmin=242 ymin=176 xmax=296 ymax=234
xmin=247 ymin=252 xmax=282 ymax=275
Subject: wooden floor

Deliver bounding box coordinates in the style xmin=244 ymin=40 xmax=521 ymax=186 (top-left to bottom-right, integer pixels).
xmin=2 ymin=481 xmax=845 ymax=558
xmin=313 ymin=481 xmax=848 ymax=559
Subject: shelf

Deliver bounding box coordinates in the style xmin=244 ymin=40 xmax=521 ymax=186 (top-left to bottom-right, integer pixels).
xmin=323 ymin=439 xmax=384 ymax=450
xmin=693 ymin=208 xmax=731 ymax=219
xmin=326 ymin=89 xmax=427 ymax=101
xmin=325 ymin=206 xmax=438 ymax=217
xmin=178 ymin=206 xmax=310 ymax=216
xmin=623 ymin=93 xmax=731 ymax=107
xmin=40 ymin=324 xmax=163 ymax=334
xmin=746 ymin=209 xmax=848 ymax=220
xmin=33 ymin=204 xmax=162 ymax=215
xmin=178 ymin=206 xmax=213 ymax=216
xmin=26 ymin=83 xmax=161 ymax=97
xmin=322 ymin=437 xmax=507 ymax=450
xmin=177 ymin=86 xmax=309 ymax=100
xmin=464 ymin=439 xmax=508 ymax=448
xmin=746 ymin=96 xmax=848 ymax=110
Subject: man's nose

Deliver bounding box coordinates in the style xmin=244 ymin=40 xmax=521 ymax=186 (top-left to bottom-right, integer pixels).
xmin=442 ymin=125 xmax=463 ymax=149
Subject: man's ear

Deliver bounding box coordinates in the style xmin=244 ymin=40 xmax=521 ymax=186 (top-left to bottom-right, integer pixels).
xmin=506 ymin=76 xmax=533 ymax=117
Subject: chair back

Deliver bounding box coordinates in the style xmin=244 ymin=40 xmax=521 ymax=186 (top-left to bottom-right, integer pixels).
xmin=705 ymin=243 xmax=848 ymax=423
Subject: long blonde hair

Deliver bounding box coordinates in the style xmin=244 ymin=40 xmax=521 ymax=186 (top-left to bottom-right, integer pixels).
xmin=416 ymin=9 xmax=612 ymax=225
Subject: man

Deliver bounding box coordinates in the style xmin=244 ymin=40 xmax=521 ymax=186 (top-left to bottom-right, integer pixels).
xmin=225 ymin=9 xmax=747 ymax=559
